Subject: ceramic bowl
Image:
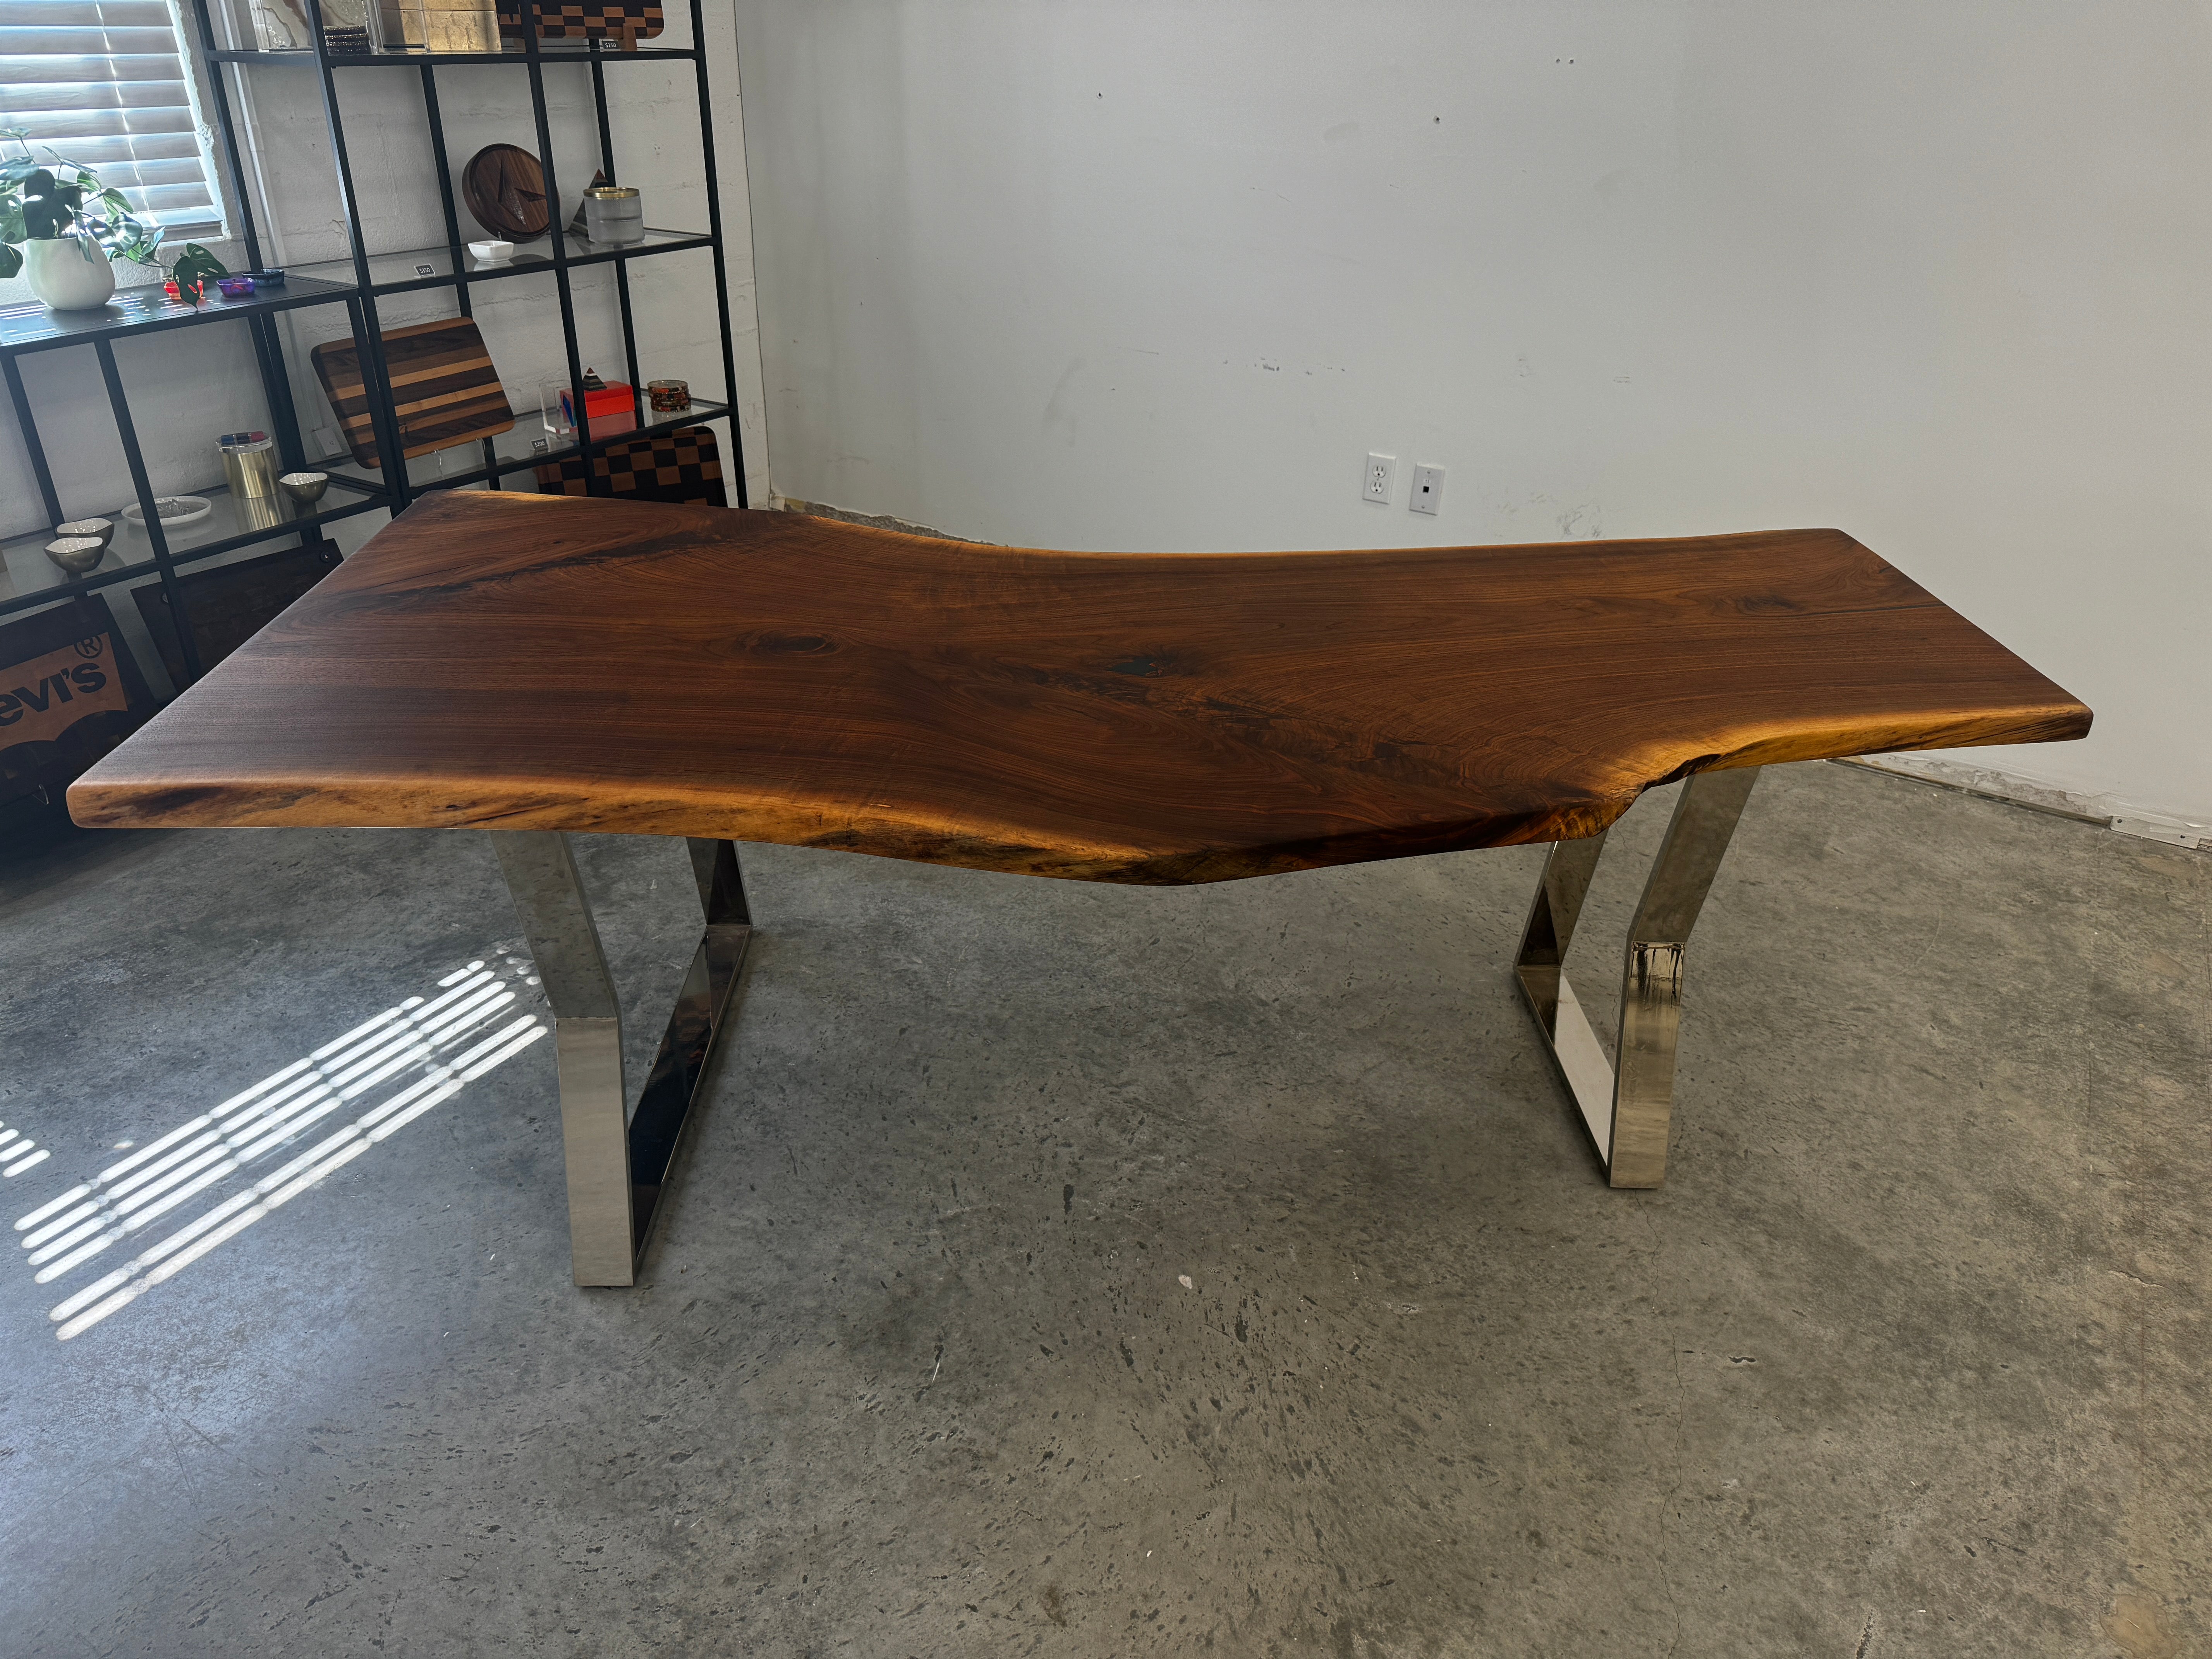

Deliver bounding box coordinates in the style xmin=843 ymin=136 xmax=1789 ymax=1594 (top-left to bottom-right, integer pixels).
xmin=45 ymin=537 xmax=108 ymax=574
xmin=55 ymin=516 xmax=115 ymax=550
xmin=279 ymin=471 xmax=330 ymax=507
xmin=121 ymin=495 xmax=213 ymax=532
xmin=467 ymin=239 xmax=514 ymax=264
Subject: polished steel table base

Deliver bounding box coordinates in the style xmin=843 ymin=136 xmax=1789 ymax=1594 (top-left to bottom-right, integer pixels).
xmin=1513 ymin=767 xmax=1759 ymax=1188
xmin=492 ymin=833 xmax=752 ymax=1286
xmin=495 ymin=777 xmax=1749 ymax=1284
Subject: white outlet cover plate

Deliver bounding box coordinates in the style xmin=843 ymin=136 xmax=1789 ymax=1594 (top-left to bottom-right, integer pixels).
xmin=1410 ymin=464 xmax=1444 ymax=515
xmin=1364 ymin=452 xmax=1396 ymax=504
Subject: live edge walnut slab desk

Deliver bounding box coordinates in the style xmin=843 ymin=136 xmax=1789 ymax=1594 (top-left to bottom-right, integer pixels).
xmin=70 ymin=493 xmax=2090 ymax=1286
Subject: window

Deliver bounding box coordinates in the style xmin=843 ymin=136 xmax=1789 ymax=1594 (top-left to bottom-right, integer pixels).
xmin=0 ymin=0 xmax=225 ymax=240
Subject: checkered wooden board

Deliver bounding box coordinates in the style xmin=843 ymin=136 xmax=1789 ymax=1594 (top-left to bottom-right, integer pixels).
xmin=496 ymin=0 xmax=662 ymax=42
xmin=311 ymin=317 xmax=515 ymax=469
xmin=533 ymin=425 xmax=726 ymax=507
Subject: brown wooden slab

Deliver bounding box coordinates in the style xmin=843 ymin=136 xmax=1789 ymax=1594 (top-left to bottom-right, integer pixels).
xmin=310 ymin=316 xmax=515 ymax=469
xmin=68 ymin=494 xmax=2091 ymax=885
xmin=496 ymin=0 xmax=660 ymax=43
xmin=532 ymin=424 xmax=726 ymax=507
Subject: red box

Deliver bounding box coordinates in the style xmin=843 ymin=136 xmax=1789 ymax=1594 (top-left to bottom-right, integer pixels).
xmin=559 ymin=380 xmax=637 ymax=437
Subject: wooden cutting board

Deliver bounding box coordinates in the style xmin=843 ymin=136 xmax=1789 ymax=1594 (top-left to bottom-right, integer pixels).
xmin=311 ymin=316 xmax=516 ymax=470
xmin=533 ymin=424 xmax=726 ymax=507
xmin=496 ymin=0 xmax=661 ymax=43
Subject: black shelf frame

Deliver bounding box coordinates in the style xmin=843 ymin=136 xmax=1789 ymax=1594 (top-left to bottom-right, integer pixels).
xmin=187 ymin=0 xmax=748 ymax=514
xmin=0 ymin=276 xmax=397 ymax=671
xmin=0 ymin=0 xmax=746 ymax=711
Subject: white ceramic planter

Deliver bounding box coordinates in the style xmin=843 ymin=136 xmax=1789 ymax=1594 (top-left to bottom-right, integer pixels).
xmin=21 ymin=237 xmax=117 ymax=311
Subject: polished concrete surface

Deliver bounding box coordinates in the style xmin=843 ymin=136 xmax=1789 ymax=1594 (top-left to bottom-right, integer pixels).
xmin=0 ymin=760 xmax=2204 ymax=1657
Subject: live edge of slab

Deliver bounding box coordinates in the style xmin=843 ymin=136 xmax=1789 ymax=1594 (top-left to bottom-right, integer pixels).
xmin=68 ymin=492 xmax=2090 ymax=886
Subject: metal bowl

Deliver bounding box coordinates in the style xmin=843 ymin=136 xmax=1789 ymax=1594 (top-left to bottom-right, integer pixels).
xmin=55 ymin=516 xmax=115 ymax=550
xmin=45 ymin=536 xmax=108 ymax=574
xmin=279 ymin=471 xmax=330 ymax=507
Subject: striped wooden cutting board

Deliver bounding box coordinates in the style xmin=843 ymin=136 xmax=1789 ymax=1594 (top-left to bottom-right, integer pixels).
xmin=311 ymin=317 xmax=516 ymax=469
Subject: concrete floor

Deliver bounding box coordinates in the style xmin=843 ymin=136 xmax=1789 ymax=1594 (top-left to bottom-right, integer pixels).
xmin=0 ymin=759 xmax=2204 ymax=1657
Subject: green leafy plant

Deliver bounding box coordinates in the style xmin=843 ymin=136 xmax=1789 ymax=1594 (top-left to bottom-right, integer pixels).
xmin=0 ymin=125 xmax=167 ymax=281
xmin=168 ymin=242 xmax=229 ymax=304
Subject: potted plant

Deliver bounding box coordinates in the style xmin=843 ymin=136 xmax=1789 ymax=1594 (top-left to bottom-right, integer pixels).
xmin=0 ymin=127 xmax=167 ymax=311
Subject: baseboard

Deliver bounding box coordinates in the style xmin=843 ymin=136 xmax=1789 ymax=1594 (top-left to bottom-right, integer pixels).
xmin=1834 ymin=754 xmax=2206 ymax=850
xmin=774 ymin=495 xmax=980 ymax=543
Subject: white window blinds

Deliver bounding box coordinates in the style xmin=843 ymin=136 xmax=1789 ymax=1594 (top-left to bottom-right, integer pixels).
xmin=0 ymin=0 xmax=224 ymax=237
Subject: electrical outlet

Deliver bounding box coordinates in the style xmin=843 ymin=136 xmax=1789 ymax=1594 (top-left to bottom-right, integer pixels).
xmin=1363 ymin=452 xmax=1396 ymax=505
xmin=1409 ymin=464 xmax=1444 ymax=515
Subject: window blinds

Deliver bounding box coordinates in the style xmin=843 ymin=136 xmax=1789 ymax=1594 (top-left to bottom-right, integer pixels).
xmin=0 ymin=0 xmax=223 ymax=237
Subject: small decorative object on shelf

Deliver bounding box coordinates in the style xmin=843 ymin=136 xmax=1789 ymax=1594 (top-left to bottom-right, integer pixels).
xmin=496 ymin=0 xmax=661 ymax=45
xmin=121 ymin=496 xmax=213 ymax=532
xmin=463 ymin=145 xmax=551 ymax=242
xmin=558 ymin=367 xmax=637 ymax=436
xmin=466 ymin=238 xmax=513 ymax=263
xmin=0 ymin=128 xmax=167 ymax=311
xmin=565 ymin=170 xmax=609 ymax=239
xmin=582 ymin=185 xmax=643 ymax=245
xmin=240 ymin=267 xmax=286 ymax=286
xmin=219 ymin=432 xmax=281 ymax=502
xmin=398 ymin=0 xmax=498 ymax=52
xmin=318 ymin=0 xmax=381 ymax=52
xmin=55 ymin=517 xmax=115 ymax=551
xmin=646 ymin=378 xmax=690 ymax=414
xmin=216 ymin=274 xmax=256 ymax=298
xmin=279 ymin=471 xmax=330 ymax=507
xmin=243 ymin=0 xmax=313 ymax=50
xmin=538 ymin=376 xmax=572 ymax=441
xmin=164 ymin=243 xmax=229 ymax=306
xmin=44 ymin=537 xmax=107 ymax=574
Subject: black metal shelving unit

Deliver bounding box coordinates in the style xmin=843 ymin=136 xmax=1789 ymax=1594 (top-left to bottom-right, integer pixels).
xmin=0 ymin=0 xmax=746 ymax=678
xmin=190 ymin=0 xmax=747 ymax=508
xmin=0 ymin=278 xmax=397 ymax=668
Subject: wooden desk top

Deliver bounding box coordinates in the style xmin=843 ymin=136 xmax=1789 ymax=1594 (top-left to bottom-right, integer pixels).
xmin=70 ymin=493 xmax=2090 ymax=884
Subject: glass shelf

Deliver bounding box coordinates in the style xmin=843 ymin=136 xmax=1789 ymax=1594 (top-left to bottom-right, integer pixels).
xmin=0 ymin=274 xmax=361 ymax=357
xmin=315 ymin=398 xmax=730 ymax=495
xmin=208 ymin=43 xmax=698 ymax=66
xmin=287 ymin=228 xmax=712 ymax=298
xmin=0 ymin=476 xmax=388 ymax=618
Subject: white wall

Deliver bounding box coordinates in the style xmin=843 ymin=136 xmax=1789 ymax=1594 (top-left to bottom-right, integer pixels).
xmin=2 ymin=0 xmax=770 ymax=547
xmin=732 ymin=0 xmax=2212 ymax=823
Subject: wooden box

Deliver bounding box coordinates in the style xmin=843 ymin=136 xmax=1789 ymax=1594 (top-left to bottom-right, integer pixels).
xmin=133 ymin=544 xmax=345 ymax=685
xmin=0 ymin=593 xmax=154 ymax=813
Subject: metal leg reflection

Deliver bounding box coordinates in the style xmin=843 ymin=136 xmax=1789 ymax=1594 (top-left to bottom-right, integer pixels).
xmin=491 ymin=832 xmax=753 ymax=1285
xmin=1512 ymin=768 xmax=1758 ymax=1188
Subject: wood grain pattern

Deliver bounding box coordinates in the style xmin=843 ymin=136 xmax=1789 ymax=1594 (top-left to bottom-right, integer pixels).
xmin=461 ymin=144 xmax=550 ymax=243
xmin=311 ymin=317 xmax=517 ymax=469
xmin=69 ymin=493 xmax=2092 ymax=884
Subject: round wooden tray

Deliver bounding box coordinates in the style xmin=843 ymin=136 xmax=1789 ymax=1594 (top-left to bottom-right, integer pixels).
xmin=462 ymin=144 xmax=551 ymax=242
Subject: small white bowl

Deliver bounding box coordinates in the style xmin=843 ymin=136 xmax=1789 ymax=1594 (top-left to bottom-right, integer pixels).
xmin=121 ymin=495 xmax=213 ymax=532
xmin=57 ymin=516 xmax=115 ymax=550
xmin=467 ymin=239 xmax=514 ymax=264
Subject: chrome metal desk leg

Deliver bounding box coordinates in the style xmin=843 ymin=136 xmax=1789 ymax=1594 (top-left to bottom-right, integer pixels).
xmin=491 ymin=832 xmax=753 ymax=1285
xmin=1513 ymin=768 xmax=1759 ymax=1188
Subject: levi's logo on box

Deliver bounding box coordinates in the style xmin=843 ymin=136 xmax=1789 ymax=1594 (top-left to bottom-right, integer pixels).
xmin=0 ymin=634 xmax=128 ymax=746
